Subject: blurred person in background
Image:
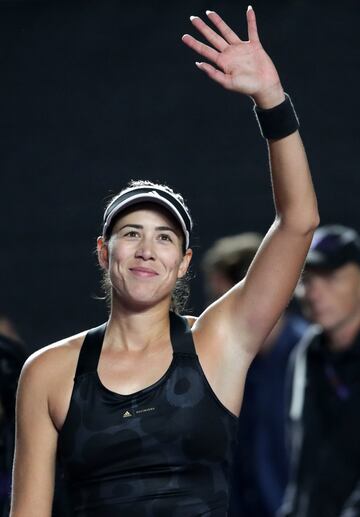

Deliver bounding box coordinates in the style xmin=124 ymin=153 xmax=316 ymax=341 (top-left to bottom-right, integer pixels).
xmin=0 ymin=315 xmax=27 ymax=517
xmin=0 ymin=316 xmax=70 ymax=517
xmin=202 ymin=233 xmax=308 ymax=517
xmin=280 ymin=225 xmax=360 ymax=517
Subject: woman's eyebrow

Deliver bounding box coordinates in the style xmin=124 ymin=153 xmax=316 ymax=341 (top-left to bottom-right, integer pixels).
xmin=117 ymin=224 xmax=177 ymax=234
xmin=156 ymin=226 xmax=177 ymax=234
xmin=118 ymin=224 xmax=143 ymax=231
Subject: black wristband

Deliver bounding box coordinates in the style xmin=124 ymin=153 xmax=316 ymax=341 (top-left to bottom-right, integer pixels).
xmin=253 ymin=93 xmax=299 ymax=140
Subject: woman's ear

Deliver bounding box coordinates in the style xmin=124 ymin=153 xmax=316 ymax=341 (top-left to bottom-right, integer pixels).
xmin=97 ymin=236 xmax=109 ymax=269
xmin=178 ymin=248 xmax=193 ymax=279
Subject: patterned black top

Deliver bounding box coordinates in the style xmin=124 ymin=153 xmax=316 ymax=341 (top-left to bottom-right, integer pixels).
xmin=58 ymin=312 xmax=238 ymax=516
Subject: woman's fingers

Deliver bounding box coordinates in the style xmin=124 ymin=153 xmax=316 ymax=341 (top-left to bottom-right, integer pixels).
xmin=190 ymin=15 xmax=229 ymax=52
xmin=182 ymin=34 xmax=219 ymax=64
xmin=246 ymin=6 xmax=260 ymax=42
xmin=195 ymin=62 xmax=231 ymax=89
xmin=205 ymin=10 xmax=242 ymax=45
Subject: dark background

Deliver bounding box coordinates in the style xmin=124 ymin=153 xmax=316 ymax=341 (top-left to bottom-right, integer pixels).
xmin=0 ymin=0 xmax=359 ymax=350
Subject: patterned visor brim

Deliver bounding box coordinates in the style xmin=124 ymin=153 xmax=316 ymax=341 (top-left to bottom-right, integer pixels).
xmin=103 ymin=187 xmax=192 ymax=249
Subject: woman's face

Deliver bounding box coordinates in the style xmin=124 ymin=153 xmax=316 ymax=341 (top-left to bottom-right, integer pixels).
xmin=97 ymin=205 xmax=192 ymax=310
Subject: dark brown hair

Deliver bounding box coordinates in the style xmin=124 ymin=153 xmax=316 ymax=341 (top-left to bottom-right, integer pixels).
xmin=202 ymin=233 xmax=263 ymax=285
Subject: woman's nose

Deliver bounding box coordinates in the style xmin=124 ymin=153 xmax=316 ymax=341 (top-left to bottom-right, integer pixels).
xmin=134 ymin=238 xmax=155 ymax=260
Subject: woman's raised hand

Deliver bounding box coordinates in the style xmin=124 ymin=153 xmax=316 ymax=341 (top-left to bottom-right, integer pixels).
xmin=182 ymin=7 xmax=285 ymax=108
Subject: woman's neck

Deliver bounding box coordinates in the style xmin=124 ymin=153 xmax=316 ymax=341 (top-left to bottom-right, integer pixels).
xmin=105 ymin=299 xmax=171 ymax=352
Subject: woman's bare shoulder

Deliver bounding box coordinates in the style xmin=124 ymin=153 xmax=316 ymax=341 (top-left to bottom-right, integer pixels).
xmin=20 ymin=330 xmax=88 ymax=385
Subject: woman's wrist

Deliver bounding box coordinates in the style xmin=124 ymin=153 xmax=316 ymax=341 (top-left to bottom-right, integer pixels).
xmin=252 ymin=83 xmax=285 ymax=110
xmin=253 ymin=93 xmax=300 ymax=140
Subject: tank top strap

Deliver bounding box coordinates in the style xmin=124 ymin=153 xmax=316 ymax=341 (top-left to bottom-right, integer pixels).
xmin=169 ymin=311 xmax=197 ymax=357
xmin=74 ymin=323 xmax=107 ymax=379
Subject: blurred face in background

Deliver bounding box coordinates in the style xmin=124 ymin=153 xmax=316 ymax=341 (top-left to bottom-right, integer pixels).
xmin=206 ymin=270 xmax=234 ymax=301
xmin=301 ymin=263 xmax=360 ymax=332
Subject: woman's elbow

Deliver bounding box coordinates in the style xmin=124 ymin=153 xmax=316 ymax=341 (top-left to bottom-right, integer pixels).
xmin=278 ymin=210 xmax=320 ymax=236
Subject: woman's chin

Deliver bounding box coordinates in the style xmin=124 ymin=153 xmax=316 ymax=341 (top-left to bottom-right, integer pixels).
xmin=113 ymin=289 xmax=170 ymax=312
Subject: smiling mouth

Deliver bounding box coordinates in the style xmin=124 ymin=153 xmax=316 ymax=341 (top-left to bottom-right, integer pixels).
xmin=129 ymin=267 xmax=159 ymax=278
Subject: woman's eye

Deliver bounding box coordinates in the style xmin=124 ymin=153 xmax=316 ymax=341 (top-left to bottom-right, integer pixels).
xmin=159 ymin=233 xmax=172 ymax=242
xmin=124 ymin=231 xmax=139 ymax=238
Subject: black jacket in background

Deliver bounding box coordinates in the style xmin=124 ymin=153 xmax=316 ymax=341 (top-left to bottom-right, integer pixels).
xmin=280 ymin=326 xmax=360 ymax=517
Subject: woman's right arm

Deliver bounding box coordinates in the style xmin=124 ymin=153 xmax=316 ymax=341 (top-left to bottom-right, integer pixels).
xmin=10 ymin=352 xmax=59 ymax=517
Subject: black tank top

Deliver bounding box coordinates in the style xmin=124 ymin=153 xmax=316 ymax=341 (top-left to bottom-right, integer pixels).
xmin=58 ymin=312 xmax=238 ymax=516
